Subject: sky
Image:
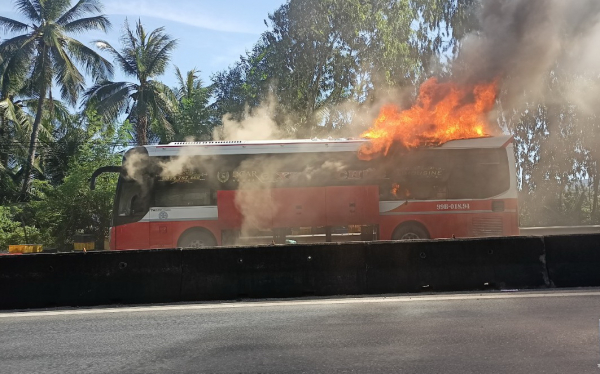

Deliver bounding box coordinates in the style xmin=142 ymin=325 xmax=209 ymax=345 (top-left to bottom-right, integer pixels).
xmin=0 ymin=0 xmax=284 ymax=88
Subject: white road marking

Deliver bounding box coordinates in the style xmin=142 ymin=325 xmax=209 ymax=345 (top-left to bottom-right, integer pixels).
xmin=1 ymin=290 xmax=599 ymax=319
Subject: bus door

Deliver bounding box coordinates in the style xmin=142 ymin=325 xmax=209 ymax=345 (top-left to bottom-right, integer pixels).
xmin=148 ymin=208 xmax=173 ymax=248
xmin=113 ymin=178 xmax=150 ymax=250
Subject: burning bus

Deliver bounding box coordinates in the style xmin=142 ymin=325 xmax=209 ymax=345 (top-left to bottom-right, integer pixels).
xmin=91 ymin=135 xmax=518 ymax=249
xmin=89 ymin=76 xmax=516 ymax=249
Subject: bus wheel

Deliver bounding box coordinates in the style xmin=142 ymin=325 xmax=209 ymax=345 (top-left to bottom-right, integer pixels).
xmin=392 ymin=224 xmax=429 ymax=240
xmin=178 ymin=229 xmax=217 ymax=248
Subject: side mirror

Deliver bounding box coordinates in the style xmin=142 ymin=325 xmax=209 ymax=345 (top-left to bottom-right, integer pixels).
xmin=90 ymin=166 xmax=122 ymax=190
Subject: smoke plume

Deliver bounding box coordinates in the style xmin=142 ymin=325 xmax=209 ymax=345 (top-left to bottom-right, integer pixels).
xmin=213 ymin=96 xmax=287 ymax=141
xmin=456 ymin=0 xmax=600 ymax=114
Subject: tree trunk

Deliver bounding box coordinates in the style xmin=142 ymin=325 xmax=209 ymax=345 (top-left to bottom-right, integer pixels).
xmin=137 ymin=115 xmax=148 ymax=145
xmin=0 ymin=115 xmax=7 ymax=167
xmin=136 ymin=84 xmax=148 ymax=145
xmin=19 ymin=94 xmax=45 ymax=200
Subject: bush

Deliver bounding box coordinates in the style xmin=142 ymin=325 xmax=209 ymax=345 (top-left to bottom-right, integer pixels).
xmin=0 ymin=206 xmax=47 ymax=252
xmin=30 ymin=140 xmax=121 ymax=250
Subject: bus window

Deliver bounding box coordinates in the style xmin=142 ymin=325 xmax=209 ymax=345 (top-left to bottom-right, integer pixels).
xmin=387 ymin=148 xmax=510 ymax=201
xmin=447 ymin=149 xmax=510 ymax=199
xmin=390 ymin=149 xmax=450 ymax=200
xmin=153 ymin=180 xmax=214 ymax=207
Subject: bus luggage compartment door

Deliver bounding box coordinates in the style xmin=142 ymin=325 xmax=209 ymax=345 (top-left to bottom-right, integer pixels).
xmin=271 ymin=187 xmax=327 ymax=228
xmin=114 ymin=222 xmax=150 ymax=250
xmin=217 ymin=190 xmax=273 ymax=230
xmin=326 ymin=185 xmax=379 ymax=226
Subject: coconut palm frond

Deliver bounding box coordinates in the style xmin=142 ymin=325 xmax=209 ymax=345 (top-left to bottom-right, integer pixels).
xmin=65 ymin=37 xmax=114 ymax=79
xmin=84 ymin=80 xmax=134 ymax=121
xmin=14 ymin=0 xmax=42 ymax=23
xmin=0 ymin=16 xmax=30 ymax=33
xmin=56 ymin=0 xmax=103 ymax=25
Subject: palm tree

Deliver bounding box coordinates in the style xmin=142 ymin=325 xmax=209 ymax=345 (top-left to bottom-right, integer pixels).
xmin=166 ymin=66 xmax=214 ymax=142
xmin=0 ymin=96 xmax=31 ymax=166
xmin=0 ymin=0 xmax=113 ymax=199
xmin=0 ymin=72 xmax=34 ymax=201
xmin=85 ymin=19 xmax=178 ymax=145
xmin=0 ymin=95 xmax=30 ymax=202
xmin=0 ymin=38 xmax=30 ymax=177
xmin=174 ymin=66 xmax=203 ymax=102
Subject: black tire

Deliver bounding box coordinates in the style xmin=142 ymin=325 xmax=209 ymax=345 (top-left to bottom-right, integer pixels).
xmin=178 ymin=229 xmax=217 ymax=248
xmin=392 ymin=224 xmax=430 ymax=240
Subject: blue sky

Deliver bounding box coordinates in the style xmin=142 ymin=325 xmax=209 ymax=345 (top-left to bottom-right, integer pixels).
xmin=0 ymin=0 xmax=284 ymax=88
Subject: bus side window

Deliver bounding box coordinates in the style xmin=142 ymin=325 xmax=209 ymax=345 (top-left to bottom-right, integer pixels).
xmin=446 ymin=149 xmax=509 ymax=199
xmin=118 ymin=179 xmax=147 ymax=216
xmin=390 ymin=150 xmax=449 ymax=201
xmin=153 ymin=180 xmax=214 ymax=207
xmin=130 ymin=195 xmax=146 ymax=215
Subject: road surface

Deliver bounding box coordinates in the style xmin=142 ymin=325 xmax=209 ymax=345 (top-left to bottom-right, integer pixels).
xmin=1 ymin=289 xmax=599 ymax=373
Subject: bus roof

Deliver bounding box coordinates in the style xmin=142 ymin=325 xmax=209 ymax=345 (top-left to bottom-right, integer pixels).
xmin=141 ymin=135 xmax=512 ymax=157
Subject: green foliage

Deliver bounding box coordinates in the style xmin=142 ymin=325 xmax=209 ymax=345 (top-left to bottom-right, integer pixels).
xmin=211 ymin=0 xmax=473 ymax=137
xmin=30 ymin=152 xmax=119 ymax=249
xmin=171 ymin=89 xmax=214 ymax=141
xmin=155 ymin=67 xmax=215 ymax=142
xmin=85 ymin=19 xmax=178 ymax=145
xmin=0 ymin=96 xmax=31 ymax=203
xmin=29 ymin=110 xmax=127 ymax=249
xmin=1 ymin=103 xmax=128 ymax=250
xmin=210 ymin=44 xmax=269 ymax=126
xmin=0 ymin=206 xmax=47 ymax=252
xmin=0 ymin=0 xmax=113 ymax=199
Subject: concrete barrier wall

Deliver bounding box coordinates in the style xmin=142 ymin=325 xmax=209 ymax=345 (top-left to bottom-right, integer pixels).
xmin=544 ymin=234 xmax=600 ymax=288
xmin=365 ymin=236 xmax=548 ymax=294
xmin=0 ymin=234 xmax=595 ymax=310
xmin=0 ymin=249 xmax=182 ymax=309
xmin=181 ymin=247 xmax=239 ymax=301
xmin=0 ymin=253 xmax=87 ymax=309
xmin=81 ymin=249 xmax=182 ymax=306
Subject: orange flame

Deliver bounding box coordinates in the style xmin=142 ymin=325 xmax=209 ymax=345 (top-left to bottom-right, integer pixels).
xmin=359 ymin=78 xmax=498 ymax=159
xmin=391 ymin=183 xmax=410 ymax=199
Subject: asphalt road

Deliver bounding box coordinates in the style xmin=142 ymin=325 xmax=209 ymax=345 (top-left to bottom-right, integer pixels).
xmin=1 ymin=290 xmax=600 ymax=374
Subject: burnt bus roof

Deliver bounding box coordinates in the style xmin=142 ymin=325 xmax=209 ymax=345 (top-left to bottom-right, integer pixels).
xmin=128 ymin=135 xmax=513 ymax=157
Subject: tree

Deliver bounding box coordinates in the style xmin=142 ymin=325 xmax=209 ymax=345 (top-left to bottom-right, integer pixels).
xmin=85 ymin=19 xmax=178 ymax=145
xmin=0 ymin=96 xmax=65 ymax=203
xmin=0 ymin=25 xmax=29 ymax=172
xmin=38 ymin=105 xmax=94 ymax=185
xmin=0 ymin=205 xmax=47 ymax=252
xmin=262 ymin=0 xmax=364 ymax=136
xmin=0 ymin=96 xmax=30 ymax=169
xmin=210 ymin=0 xmax=470 ymax=138
xmin=29 ymin=110 xmax=130 ymax=249
xmin=166 ymin=67 xmax=214 ymax=141
xmin=0 ymin=0 xmax=114 ymax=200
xmin=211 ymin=43 xmax=270 ymax=126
